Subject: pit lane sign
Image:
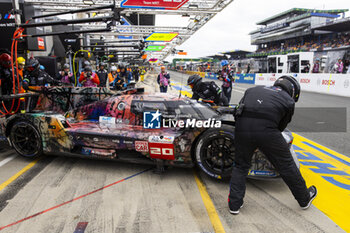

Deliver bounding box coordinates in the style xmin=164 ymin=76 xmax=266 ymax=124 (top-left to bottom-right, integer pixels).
xmin=149 ymin=58 xmax=158 ymax=63
xmin=145 ymin=32 xmax=179 ymax=42
xmin=121 ymin=0 xmax=189 ymax=10
xmin=145 ymin=45 xmax=165 ymax=51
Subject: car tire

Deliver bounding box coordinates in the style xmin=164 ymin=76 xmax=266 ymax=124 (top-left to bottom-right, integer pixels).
xmin=194 ymin=125 xmax=235 ymax=179
xmin=10 ymin=121 xmax=43 ymax=159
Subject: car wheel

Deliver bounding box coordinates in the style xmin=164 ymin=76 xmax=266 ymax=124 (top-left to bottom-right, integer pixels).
xmin=195 ymin=125 xmax=235 ymax=179
xmin=10 ymin=121 xmax=43 ymax=158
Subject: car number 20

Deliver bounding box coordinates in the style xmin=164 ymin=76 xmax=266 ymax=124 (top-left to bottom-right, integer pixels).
xmin=148 ymin=143 xmax=175 ymax=160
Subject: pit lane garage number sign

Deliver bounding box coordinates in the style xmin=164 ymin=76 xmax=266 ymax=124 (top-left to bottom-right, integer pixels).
xmin=121 ymin=0 xmax=189 ymax=10
xmin=145 ymin=45 xmax=166 ymax=52
xmin=145 ymin=32 xmax=179 ymax=42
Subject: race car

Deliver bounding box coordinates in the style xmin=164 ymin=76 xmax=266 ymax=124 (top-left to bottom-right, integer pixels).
xmin=0 ymin=86 xmax=299 ymax=179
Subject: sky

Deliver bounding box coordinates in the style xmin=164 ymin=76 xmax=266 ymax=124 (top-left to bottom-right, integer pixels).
xmin=157 ymin=0 xmax=350 ymax=61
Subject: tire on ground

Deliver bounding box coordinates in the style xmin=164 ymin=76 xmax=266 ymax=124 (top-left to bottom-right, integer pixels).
xmin=194 ymin=124 xmax=235 ymax=179
xmin=10 ymin=121 xmax=43 ymax=159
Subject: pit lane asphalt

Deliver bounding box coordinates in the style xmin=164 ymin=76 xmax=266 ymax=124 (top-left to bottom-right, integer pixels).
xmin=0 ymin=71 xmax=346 ymax=233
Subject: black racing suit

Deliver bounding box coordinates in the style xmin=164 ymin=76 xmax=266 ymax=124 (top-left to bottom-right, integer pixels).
xmin=192 ymin=81 xmax=228 ymax=106
xmin=23 ymin=69 xmax=58 ymax=87
xmin=96 ymin=69 xmax=108 ymax=87
xmin=0 ymin=67 xmax=13 ymax=96
xmin=23 ymin=69 xmax=59 ymax=111
xmin=0 ymin=67 xmax=15 ymax=111
xmin=229 ymin=85 xmax=310 ymax=210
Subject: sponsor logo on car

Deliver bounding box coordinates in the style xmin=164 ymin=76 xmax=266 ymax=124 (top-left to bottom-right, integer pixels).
xmin=135 ymin=141 xmax=149 ymax=152
xmin=149 ymin=135 xmax=175 ymax=143
xmin=144 ymin=110 xmax=221 ymax=129
xmin=163 ymin=118 xmax=222 ymax=128
xmin=143 ymin=110 xmax=161 ymax=129
xmin=99 ymin=116 xmax=116 ymax=124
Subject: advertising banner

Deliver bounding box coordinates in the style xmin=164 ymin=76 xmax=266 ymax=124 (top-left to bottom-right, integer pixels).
xmin=255 ymin=73 xmax=350 ymax=97
xmin=121 ymin=0 xmax=189 ymax=10
xmin=145 ymin=32 xmax=178 ymax=42
xmin=234 ymin=74 xmax=256 ymax=84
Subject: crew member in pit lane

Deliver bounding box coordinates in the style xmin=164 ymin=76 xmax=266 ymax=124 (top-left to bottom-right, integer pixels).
xmin=157 ymin=66 xmax=170 ymax=93
xmin=23 ymin=58 xmax=60 ymax=111
xmin=228 ymin=75 xmax=317 ymax=215
xmin=23 ymin=58 xmax=59 ymax=87
xmin=96 ymin=62 xmax=108 ymax=87
xmin=107 ymin=66 xmax=118 ymax=89
xmin=0 ymin=53 xmax=14 ymax=97
xmin=56 ymin=63 xmax=74 ymax=86
xmin=218 ymin=60 xmax=235 ymax=103
xmin=132 ymin=65 xmax=140 ymax=82
xmin=112 ymin=64 xmax=132 ymax=90
xmin=79 ymin=66 xmax=100 ymax=87
xmin=17 ymin=57 xmax=25 ymax=79
xmin=187 ymin=75 xmax=228 ymax=106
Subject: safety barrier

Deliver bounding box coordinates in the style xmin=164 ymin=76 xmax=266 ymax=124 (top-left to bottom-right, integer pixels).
xmin=176 ymin=69 xmax=350 ymax=97
xmin=200 ymin=71 xmax=350 ymax=97
xmin=255 ymin=73 xmax=350 ymax=97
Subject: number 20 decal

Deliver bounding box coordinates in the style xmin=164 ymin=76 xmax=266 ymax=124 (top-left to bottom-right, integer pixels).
xmin=150 ymin=147 xmax=174 ymax=156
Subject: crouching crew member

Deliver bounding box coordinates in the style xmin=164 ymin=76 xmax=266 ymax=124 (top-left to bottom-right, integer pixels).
xmin=228 ymin=75 xmax=317 ymax=215
xmin=187 ymin=75 xmax=228 ymax=106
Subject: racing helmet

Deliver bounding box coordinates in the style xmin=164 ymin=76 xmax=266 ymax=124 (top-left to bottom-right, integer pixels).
xmin=17 ymin=57 xmax=26 ymax=66
xmin=26 ymin=58 xmax=40 ymax=72
xmin=111 ymin=66 xmax=117 ymax=72
xmin=187 ymin=75 xmax=202 ymax=87
xmin=0 ymin=53 xmax=12 ymax=68
xmin=274 ymin=75 xmax=301 ymax=102
xmin=221 ymin=60 xmax=229 ymax=67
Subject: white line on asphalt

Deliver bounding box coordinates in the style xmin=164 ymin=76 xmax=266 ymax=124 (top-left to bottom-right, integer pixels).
xmin=0 ymin=154 xmax=17 ymax=168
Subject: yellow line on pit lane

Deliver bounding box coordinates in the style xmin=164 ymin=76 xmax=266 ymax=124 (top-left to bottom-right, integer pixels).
xmin=194 ymin=171 xmax=226 ymax=233
xmin=0 ymin=159 xmax=39 ymax=192
xmin=292 ymin=133 xmax=350 ymax=232
xmin=173 ymin=81 xmax=349 ymax=231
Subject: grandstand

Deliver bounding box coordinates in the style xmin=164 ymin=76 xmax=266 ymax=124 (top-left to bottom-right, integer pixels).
xmin=248 ymin=8 xmax=350 ymax=73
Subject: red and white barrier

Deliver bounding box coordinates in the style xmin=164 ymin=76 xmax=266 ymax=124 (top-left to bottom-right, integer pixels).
xmin=255 ymin=73 xmax=350 ymax=97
